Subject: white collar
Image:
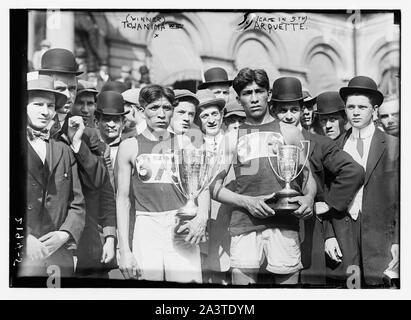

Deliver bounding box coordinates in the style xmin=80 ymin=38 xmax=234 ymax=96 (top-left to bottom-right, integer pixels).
xmin=351 ymin=122 xmax=375 ymax=139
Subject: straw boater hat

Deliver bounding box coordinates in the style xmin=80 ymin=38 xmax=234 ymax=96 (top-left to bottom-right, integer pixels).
xmin=27 ymin=73 xmax=67 ymax=109
xmin=339 ymin=76 xmax=384 ymax=107
xmin=198 ymin=67 xmax=233 ymax=90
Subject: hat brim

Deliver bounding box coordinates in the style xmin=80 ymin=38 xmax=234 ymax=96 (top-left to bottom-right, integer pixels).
xmin=198 ymin=98 xmax=226 ymax=110
xmin=28 ymin=87 xmax=68 ymax=109
xmin=175 ymin=95 xmax=199 ymax=105
xmin=94 ymin=109 xmax=130 ymax=116
xmin=339 ymin=87 xmax=384 ymax=106
xmin=314 ymin=108 xmax=345 ymax=115
xmin=77 ymin=89 xmax=99 ymax=96
xmin=37 ymin=68 xmax=84 ymax=76
xmin=271 ymin=96 xmax=304 ymax=103
xmin=197 ymin=80 xmax=233 ymax=90
xmin=224 ymin=111 xmax=246 ymax=119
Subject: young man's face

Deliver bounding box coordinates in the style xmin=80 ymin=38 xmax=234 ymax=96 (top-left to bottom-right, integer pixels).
xmin=379 ymin=100 xmax=399 ymax=136
xmin=345 ymin=95 xmax=376 ymax=129
xmin=97 ymin=114 xmax=125 ymax=141
xmin=71 ymin=92 xmax=96 ymax=125
xmin=301 ymin=104 xmax=314 ymax=127
xmin=144 ymin=97 xmax=174 ymax=133
xmin=198 ymin=106 xmax=223 ymax=137
xmin=27 ymin=91 xmax=56 ymax=130
xmin=207 ymin=84 xmax=230 ymax=104
xmin=170 ymin=100 xmax=196 ymax=135
xmin=319 ymin=112 xmax=346 ymax=140
xmin=237 ymin=81 xmax=271 ymax=121
xmin=52 ymin=73 xmax=77 ymax=114
xmin=224 ymin=115 xmax=245 ymax=132
xmin=275 ymin=101 xmax=302 ymax=126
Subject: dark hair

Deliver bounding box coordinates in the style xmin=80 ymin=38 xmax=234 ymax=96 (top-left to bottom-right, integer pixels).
xmin=232 ymin=68 xmax=270 ymax=95
xmin=139 ymin=84 xmax=177 ymax=108
xmin=343 ymin=92 xmax=378 ymax=107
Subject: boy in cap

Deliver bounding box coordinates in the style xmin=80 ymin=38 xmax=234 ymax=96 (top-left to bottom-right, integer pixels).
xmin=116 ymin=84 xmax=209 ymax=283
xmin=20 ymin=74 xmax=85 ymax=278
xmin=223 ymin=100 xmax=246 ymax=133
xmin=271 ymin=79 xmax=364 ymax=286
xmin=315 ymin=91 xmax=348 ymax=141
xmin=211 ymin=69 xmax=317 ymax=285
xmin=324 ymin=76 xmax=399 ymax=287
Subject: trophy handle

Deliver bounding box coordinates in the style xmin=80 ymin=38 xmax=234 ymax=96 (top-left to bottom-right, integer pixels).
xmin=293 ymin=140 xmax=311 ymax=180
xmin=267 ymin=144 xmax=286 ymax=182
xmin=170 ymin=151 xmax=189 ymax=199
xmin=194 ymin=148 xmax=224 ymax=199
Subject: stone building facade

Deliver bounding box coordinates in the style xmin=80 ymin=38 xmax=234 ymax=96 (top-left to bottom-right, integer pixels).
xmin=28 ymin=10 xmax=399 ymax=97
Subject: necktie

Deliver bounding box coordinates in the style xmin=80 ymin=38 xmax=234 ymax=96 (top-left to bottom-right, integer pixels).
xmin=356 ymin=132 xmax=364 ymax=158
xmin=27 ymin=127 xmax=50 ymax=141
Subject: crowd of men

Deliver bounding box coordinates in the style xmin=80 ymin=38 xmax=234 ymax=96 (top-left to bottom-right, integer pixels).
xmin=21 ymin=47 xmax=399 ymax=288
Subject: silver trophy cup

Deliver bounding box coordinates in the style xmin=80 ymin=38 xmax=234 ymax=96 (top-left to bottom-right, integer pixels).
xmin=266 ymin=140 xmax=310 ymax=214
xmin=171 ymin=147 xmax=222 ymax=237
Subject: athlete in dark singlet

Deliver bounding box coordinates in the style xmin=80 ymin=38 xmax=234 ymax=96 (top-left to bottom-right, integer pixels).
xmin=212 ymin=68 xmax=317 ymax=285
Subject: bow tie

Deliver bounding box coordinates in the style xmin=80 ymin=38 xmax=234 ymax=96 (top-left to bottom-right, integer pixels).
xmin=27 ymin=127 xmax=50 ymax=142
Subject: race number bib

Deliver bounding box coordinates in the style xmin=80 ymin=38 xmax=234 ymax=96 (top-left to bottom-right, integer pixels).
xmin=135 ymin=153 xmax=174 ymax=184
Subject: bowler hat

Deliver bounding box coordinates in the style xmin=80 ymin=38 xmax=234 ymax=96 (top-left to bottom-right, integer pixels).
xmin=196 ymin=89 xmax=226 ymax=110
xmin=122 ymin=88 xmax=141 ymax=105
xmin=339 ymin=76 xmax=384 ymax=106
xmin=76 ymin=80 xmax=98 ymax=97
xmin=315 ymin=91 xmax=345 ymax=115
xmin=198 ymin=67 xmax=233 ymax=90
xmin=271 ymin=77 xmax=304 ymax=102
xmin=95 ymin=91 xmax=129 ymax=116
xmin=174 ymin=89 xmax=199 ymax=106
xmin=224 ymin=100 xmax=246 ymax=119
xmin=38 ymin=48 xmax=83 ymax=75
xmin=27 ymin=73 xmax=67 ymax=109
xmin=100 ymin=81 xmax=127 ymax=94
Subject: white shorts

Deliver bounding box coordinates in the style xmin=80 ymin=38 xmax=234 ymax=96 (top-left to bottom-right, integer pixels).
xmin=230 ymin=228 xmax=303 ymax=274
xmin=132 ymin=210 xmax=202 ymax=283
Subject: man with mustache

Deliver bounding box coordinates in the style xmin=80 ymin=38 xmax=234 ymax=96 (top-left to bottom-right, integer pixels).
xmin=324 ymin=76 xmax=399 ymax=287
xmin=211 ymin=69 xmax=317 ymax=285
xmin=271 ymin=78 xmax=364 ymax=286
xmin=198 ymin=67 xmax=233 ymax=104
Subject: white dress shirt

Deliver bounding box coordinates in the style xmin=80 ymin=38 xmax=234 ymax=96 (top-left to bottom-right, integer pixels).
xmin=28 ymin=138 xmax=47 ymax=164
xmin=343 ymin=122 xmax=375 ymax=220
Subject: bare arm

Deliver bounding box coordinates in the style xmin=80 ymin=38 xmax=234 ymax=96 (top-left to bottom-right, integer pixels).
xmin=116 ymin=138 xmax=140 ymax=279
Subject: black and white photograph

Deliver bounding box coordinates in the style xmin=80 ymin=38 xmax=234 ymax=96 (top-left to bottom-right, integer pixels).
xmin=6 ymin=1 xmax=406 ymax=298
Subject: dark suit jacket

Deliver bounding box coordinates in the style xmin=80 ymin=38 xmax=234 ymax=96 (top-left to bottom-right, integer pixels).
xmin=324 ymin=128 xmax=399 ymax=285
xmin=58 ymin=116 xmax=117 ymax=275
xmin=299 ymin=130 xmax=365 ymax=285
xmin=26 ymin=139 xmax=85 ymax=245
